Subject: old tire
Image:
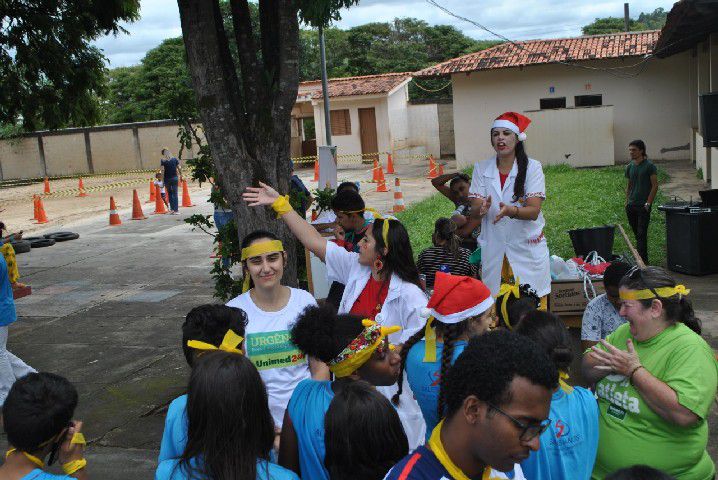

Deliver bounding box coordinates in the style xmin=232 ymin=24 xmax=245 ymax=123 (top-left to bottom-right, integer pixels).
xmin=29 ymin=238 xmax=55 ymax=248
xmin=43 ymin=232 xmax=80 ymax=241
xmin=9 ymin=240 xmax=31 ymax=254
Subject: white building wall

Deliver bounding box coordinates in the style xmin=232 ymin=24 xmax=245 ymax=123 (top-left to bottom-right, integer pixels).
xmin=387 ymin=85 xmax=410 ymax=150
xmin=313 ymin=96 xmax=390 ymax=158
xmin=407 ymin=103 xmax=441 ymax=159
xmin=451 ymin=54 xmax=691 ymax=169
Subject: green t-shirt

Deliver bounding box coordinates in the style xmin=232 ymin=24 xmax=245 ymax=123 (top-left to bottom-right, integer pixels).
xmin=625 ymin=159 xmax=657 ymax=206
xmin=592 ymin=323 xmax=718 ymax=480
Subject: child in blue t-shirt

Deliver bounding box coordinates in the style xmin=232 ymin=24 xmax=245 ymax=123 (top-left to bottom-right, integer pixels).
xmin=514 ymin=310 xmax=599 ymax=480
xmin=156 ymin=351 xmax=298 ymax=480
xmin=396 ymin=272 xmax=495 ymax=440
xmin=278 ymin=304 xmax=402 ymax=480
xmin=0 ymin=372 xmax=88 ymax=480
xmin=158 ymin=305 xmax=249 ymax=462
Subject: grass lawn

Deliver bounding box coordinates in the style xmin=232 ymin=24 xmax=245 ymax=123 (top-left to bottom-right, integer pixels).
xmin=396 ymin=164 xmax=669 ymax=266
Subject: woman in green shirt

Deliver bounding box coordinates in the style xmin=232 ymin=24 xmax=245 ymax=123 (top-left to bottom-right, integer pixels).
xmin=582 ymin=266 xmax=717 ymax=480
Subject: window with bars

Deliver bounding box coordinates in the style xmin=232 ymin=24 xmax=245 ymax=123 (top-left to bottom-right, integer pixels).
xmin=330 ymin=109 xmax=351 ymax=136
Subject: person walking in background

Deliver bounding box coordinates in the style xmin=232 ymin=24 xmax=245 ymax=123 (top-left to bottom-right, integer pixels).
xmin=160 ymin=148 xmax=183 ymax=215
xmin=625 ymin=140 xmax=658 ymax=264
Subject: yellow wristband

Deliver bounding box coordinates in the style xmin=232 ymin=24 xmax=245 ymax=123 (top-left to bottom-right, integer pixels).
xmin=62 ymin=458 xmax=87 ymax=475
xmin=271 ymin=195 xmax=293 ymax=218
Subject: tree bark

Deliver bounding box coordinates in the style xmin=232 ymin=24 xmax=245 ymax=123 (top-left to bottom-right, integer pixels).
xmin=178 ymin=0 xmax=301 ymax=286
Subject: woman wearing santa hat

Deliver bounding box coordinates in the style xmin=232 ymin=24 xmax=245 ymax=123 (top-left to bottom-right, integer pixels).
xmin=393 ymin=272 xmax=494 ymax=439
xmin=468 ymin=112 xmax=551 ymax=303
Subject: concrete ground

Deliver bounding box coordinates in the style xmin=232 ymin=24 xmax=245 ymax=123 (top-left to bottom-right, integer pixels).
xmin=2 ymin=158 xmax=716 ymax=477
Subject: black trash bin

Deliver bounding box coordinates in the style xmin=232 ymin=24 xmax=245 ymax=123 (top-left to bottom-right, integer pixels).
xmin=568 ymin=225 xmax=615 ymax=260
xmin=658 ymin=202 xmax=718 ymax=275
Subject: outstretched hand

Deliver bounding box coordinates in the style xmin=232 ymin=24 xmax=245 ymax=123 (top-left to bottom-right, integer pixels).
xmin=243 ymin=182 xmax=280 ymax=207
xmin=493 ymin=202 xmax=514 ymax=224
xmin=589 ymin=339 xmax=641 ymax=377
xmin=479 ymin=195 xmax=492 ymax=217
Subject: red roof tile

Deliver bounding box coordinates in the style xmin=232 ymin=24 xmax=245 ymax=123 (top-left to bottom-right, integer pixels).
xmin=415 ymin=31 xmax=660 ymax=77
xmin=299 ymin=72 xmax=411 ymax=99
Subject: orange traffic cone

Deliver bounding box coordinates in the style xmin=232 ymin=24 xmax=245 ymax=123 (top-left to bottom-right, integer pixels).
xmin=31 ymin=196 xmax=39 ymax=221
xmin=147 ymin=180 xmax=156 ymax=203
xmin=43 ymin=177 xmax=50 ymax=194
xmin=131 ymin=189 xmax=147 ymax=220
xmin=376 ymin=165 xmax=389 ymax=192
xmin=109 ymin=196 xmax=122 ymax=226
xmin=438 ymin=162 xmax=445 ymax=175
xmin=386 ymin=153 xmax=395 ymax=174
xmin=181 ymin=179 xmax=195 ymax=207
xmin=153 ymin=184 xmax=168 ymax=214
xmin=77 ymin=177 xmax=88 ymax=197
xmin=35 ymin=197 xmax=49 ymax=224
xmin=371 ymin=159 xmax=383 ymax=183
xmin=426 ymin=155 xmax=438 ymax=179
xmin=313 ymin=159 xmax=319 ymax=182
xmin=393 ymin=178 xmax=406 ymax=212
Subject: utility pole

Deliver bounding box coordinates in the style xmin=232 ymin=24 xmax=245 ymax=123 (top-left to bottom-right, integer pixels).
xmin=624 ymin=3 xmax=630 ymax=32
xmin=319 ymin=25 xmax=332 ymax=145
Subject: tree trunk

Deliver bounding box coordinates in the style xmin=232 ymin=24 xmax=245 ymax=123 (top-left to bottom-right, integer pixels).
xmin=177 ymin=0 xmax=301 ymax=286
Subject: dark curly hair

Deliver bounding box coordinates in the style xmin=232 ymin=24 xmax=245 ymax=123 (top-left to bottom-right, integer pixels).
xmin=603 ymin=261 xmax=632 ymax=289
xmin=331 ymin=190 xmax=365 ymax=216
xmin=291 ymin=304 xmax=365 ymax=363
xmin=3 ymin=372 xmax=78 ymax=453
xmin=496 ymin=283 xmax=540 ymax=330
xmin=182 ymin=305 xmax=249 ymax=367
xmin=515 ymin=310 xmax=573 ymax=373
xmin=392 ymin=319 xmax=469 ymax=420
xmin=449 ymin=173 xmax=470 ymax=189
xmin=444 ymin=330 xmax=557 ymax=415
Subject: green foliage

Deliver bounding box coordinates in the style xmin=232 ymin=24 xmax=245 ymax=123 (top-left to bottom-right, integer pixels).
xmin=103 ymin=38 xmax=197 ymax=124
xmin=398 ymin=165 xmax=669 ymax=266
xmin=582 ymin=8 xmax=667 ymax=35
xmin=312 ymin=186 xmax=336 ymax=214
xmin=0 ymin=0 xmax=140 ymax=130
xmin=697 ymin=168 xmax=704 ymax=180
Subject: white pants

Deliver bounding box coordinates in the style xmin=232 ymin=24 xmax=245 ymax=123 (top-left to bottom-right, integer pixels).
xmin=0 ymin=326 xmax=35 ymax=405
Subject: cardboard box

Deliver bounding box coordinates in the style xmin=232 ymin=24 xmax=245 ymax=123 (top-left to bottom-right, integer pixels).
xmin=549 ymin=279 xmax=605 ymax=314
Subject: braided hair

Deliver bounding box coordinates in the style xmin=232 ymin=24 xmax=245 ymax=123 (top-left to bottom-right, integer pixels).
xmin=495 ymin=283 xmax=540 ymax=330
xmin=392 ymin=319 xmax=469 ymax=419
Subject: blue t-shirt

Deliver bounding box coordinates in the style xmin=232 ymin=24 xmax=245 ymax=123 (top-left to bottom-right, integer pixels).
xmin=520 ymin=387 xmax=599 ymax=480
xmin=286 ymin=379 xmax=334 ymax=480
xmin=21 ymin=470 xmax=74 ymax=479
xmin=385 ymin=446 xmax=523 ymax=480
xmin=156 ymin=457 xmax=298 ymax=480
xmin=158 ymin=394 xmax=188 ymax=462
xmin=0 ymin=254 xmax=17 ymax=327
xmin=405 ymin=340 xmax=467 ymax=441
xmin=161 ymin=157 xmax=180 ymax=181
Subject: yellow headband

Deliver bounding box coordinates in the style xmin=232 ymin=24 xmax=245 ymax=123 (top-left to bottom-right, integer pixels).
xmin=338 ymin=206 xmax=384 ymax=219
xmin=619 ymin=285 xmax=690 ymax=301
xmin=423 ymin=316 xmax=438 ymax=362
xmin=240 ymin=239 xmax=284 ymax=293
xmin=187 ymin=329 xmax=244 ymax=355
xmin=497 ymin=279 xmax=521 ymax=329
xmin=328 ymin=319 xmax=401 ymax=378
xmin=381 ymin=218 xmax=391 ymax=248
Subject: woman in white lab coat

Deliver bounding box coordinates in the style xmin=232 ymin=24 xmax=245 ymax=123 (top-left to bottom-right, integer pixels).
xmin=243 ymin=182 xmax=427 ymax=448
xmin=469 ymin=112 xmax=551 ymax=303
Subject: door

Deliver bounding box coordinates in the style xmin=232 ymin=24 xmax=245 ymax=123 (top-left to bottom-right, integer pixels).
xmin=358 ymin=107 xmax=379 ymax=162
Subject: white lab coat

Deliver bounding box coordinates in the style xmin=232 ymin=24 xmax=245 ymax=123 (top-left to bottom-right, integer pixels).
xmin=324 ymin=240 xmax=428 ymax=449
xmin=469 ymin=157 xmax=551 ymax=297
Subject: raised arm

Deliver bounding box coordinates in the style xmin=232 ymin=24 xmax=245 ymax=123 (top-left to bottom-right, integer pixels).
xmin=243 ymin=182 xmax=328 ymax=261
xmin=431 ymin=172 xmax=457 ymax=202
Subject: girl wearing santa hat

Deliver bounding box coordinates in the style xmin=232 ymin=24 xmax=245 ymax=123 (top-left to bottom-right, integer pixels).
xmin=468 ymin=112 xmax=551 ymax=304
xmin=393 ymin=272 xmax=495 ymax=440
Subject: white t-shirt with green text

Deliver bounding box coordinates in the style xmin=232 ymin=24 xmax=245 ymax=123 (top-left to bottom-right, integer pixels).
xmin=226 ymin=287 xmax=316 ymax=428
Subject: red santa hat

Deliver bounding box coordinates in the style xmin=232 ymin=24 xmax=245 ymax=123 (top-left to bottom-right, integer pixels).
xmin=421 ymin=272 xmax=494 ymax=324
xmin=492 ymin=112 xmax=531 ymax=142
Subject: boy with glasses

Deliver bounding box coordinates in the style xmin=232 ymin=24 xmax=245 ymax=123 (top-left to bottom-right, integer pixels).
xmin=385 ymin=330 xmax=556 ymax=480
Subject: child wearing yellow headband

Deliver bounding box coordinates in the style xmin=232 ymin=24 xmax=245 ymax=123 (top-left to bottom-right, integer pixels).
xmin=278 ymin=304 xmax=401 ymax=480
xmin=159 ymin=304 xmax=248 ymax=463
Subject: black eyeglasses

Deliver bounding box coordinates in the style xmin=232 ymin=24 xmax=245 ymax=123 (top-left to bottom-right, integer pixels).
xmin=487 ymin=402 xmax=551 ymax=442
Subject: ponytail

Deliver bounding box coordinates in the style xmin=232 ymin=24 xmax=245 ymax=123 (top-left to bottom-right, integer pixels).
xmin=433 ymin=218 xmax=460 ymax=260
xmin=513 ymin=142 xmax=529 ymax=202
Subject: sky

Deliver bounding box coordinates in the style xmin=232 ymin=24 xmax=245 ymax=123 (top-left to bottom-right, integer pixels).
xmin=93 ymin=0 xmax=677 ymax=68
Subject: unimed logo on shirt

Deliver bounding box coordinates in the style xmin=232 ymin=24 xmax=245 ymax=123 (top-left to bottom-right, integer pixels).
xmin=246 ymin=330 xmax=306 ymax=371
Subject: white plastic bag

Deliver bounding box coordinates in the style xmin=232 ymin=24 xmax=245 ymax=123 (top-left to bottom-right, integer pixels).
xmin=550 ymin=255 xmax=581 ymax=280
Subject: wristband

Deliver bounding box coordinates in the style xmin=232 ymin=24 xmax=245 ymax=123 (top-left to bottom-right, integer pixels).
xmin=629 ymin=365 xmax=644 ymax=384
xmin=62 ymin=458 xmax=87 ymax=475
xmin=271 ymin=195 xmax=293 ymax=218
